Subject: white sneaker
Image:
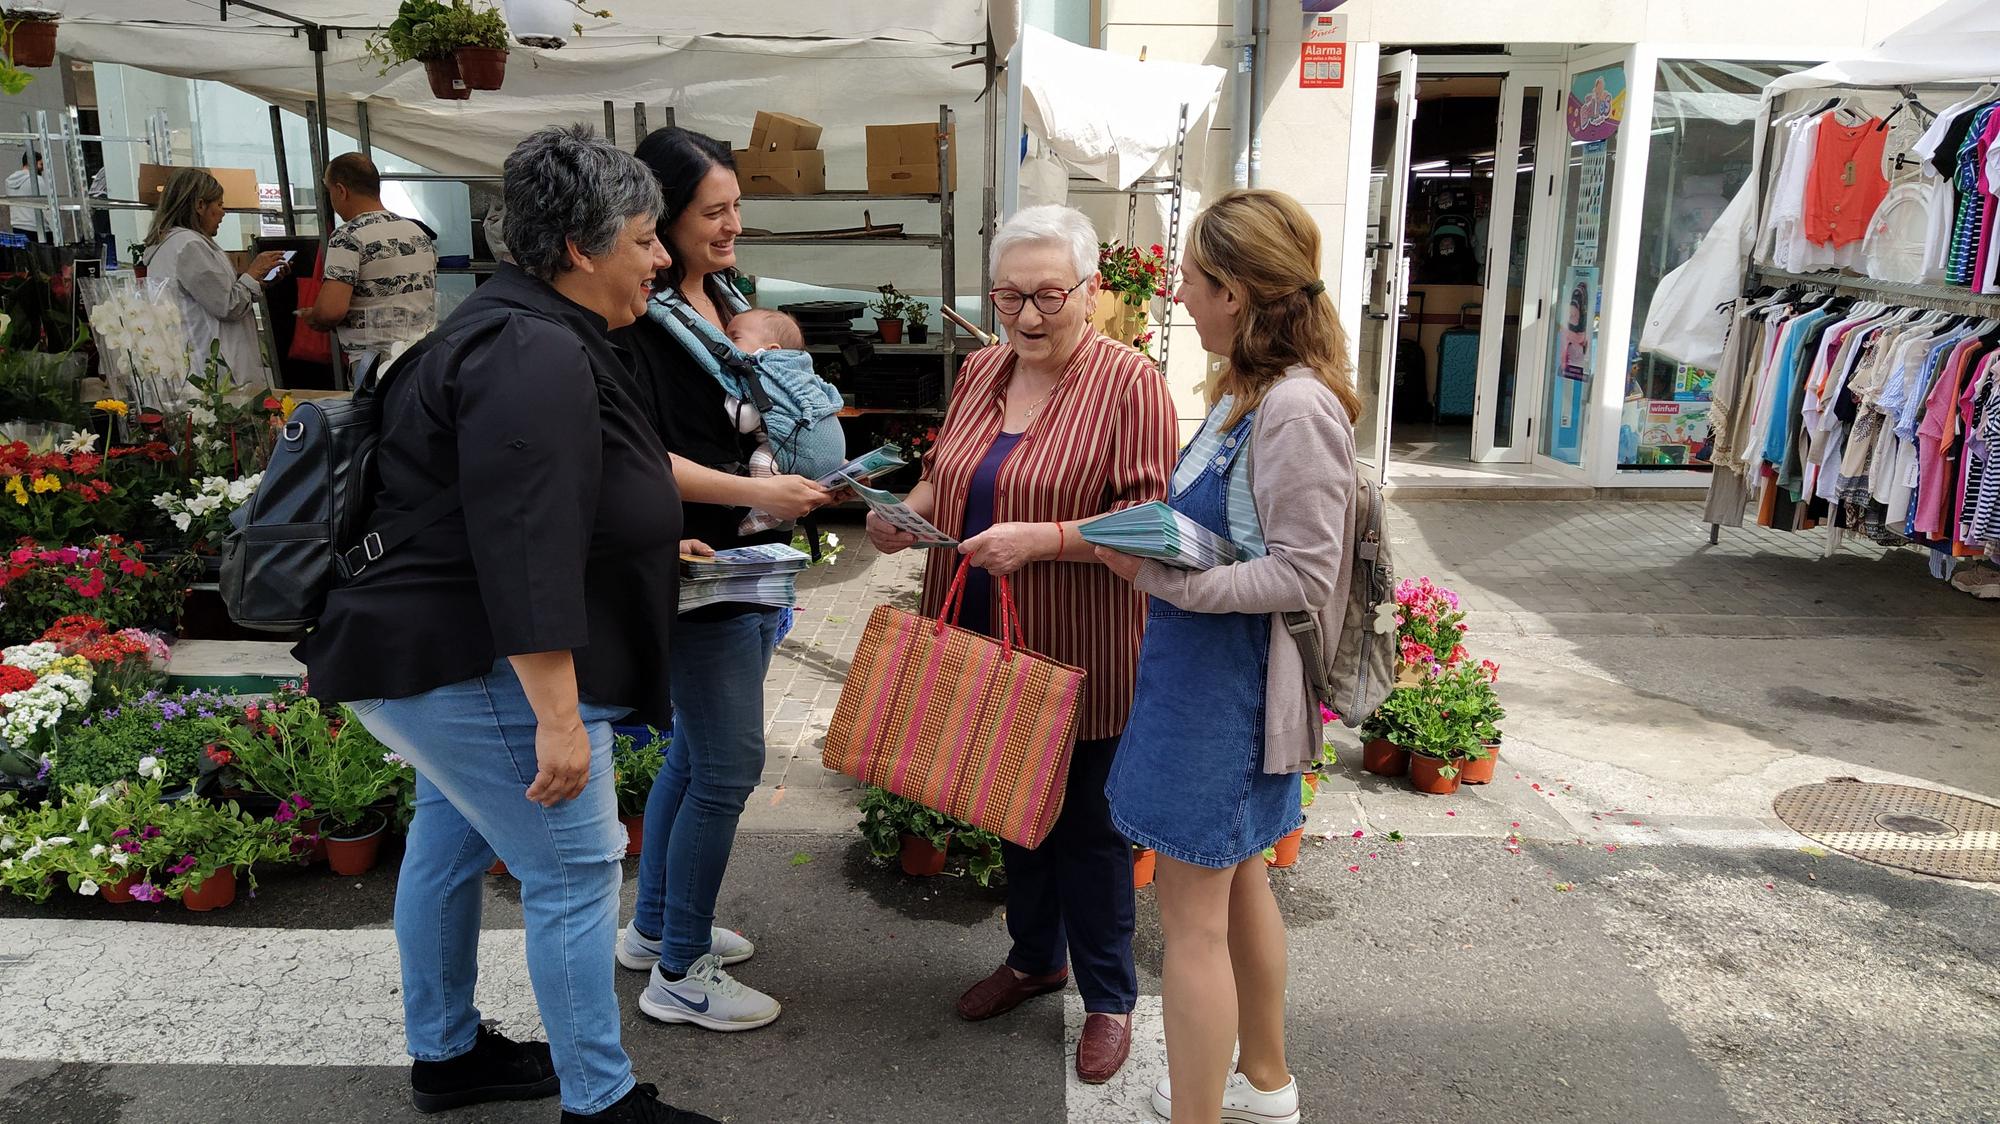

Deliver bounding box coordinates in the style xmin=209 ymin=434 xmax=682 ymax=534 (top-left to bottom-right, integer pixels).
xmin=1152 ymin=1071 xmax=1301 ymax=1124
xmin=617 ymin=921 xmax=754 ymax=970
xmin=638 ymin=953 xmax=781 ymax=1032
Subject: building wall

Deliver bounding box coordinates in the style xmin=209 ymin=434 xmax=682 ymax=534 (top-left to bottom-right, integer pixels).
xmin=1092 ymin=0 xmax=1954 ymax=424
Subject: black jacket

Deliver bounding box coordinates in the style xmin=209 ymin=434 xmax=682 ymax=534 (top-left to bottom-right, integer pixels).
xmin=299 ymin=266 xmax=682 ymax=725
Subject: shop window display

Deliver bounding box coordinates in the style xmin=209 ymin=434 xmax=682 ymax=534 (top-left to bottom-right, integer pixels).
xmin=1622 ymin=59 xmax=1801 ymax=468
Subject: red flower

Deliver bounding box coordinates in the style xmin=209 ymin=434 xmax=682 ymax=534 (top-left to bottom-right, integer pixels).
xmin=262 ymin=396 xmax=282 ymax=411
xmin=0 ymin=664 xmax=36 ymax=693
xmin=244 ymin=704 xmax=261 ymax=723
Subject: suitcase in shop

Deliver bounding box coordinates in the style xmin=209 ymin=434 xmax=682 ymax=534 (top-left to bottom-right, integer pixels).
xmin=1434 ymin=302 xmax=1480 ymax=421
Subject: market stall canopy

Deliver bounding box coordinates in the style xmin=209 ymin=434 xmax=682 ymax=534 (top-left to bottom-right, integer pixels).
xmin=1764 ymin=0 xmax=2000 ymax=97
xmin=49 ymin=1 xmax=1014 ymax=294
xmin=50 ymin=1 xmax=1009 ymax=176
xmin=1017 ymin=24 xmax=1224 ymax=192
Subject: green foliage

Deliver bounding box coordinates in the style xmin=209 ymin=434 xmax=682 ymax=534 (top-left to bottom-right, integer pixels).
xmin=856 ymin=785 xmax=1007 ymax=886
xmin=612 ymin=726 xmax=667 ymax=817
xmin=365 ymin=0 xmax=508 ymax=70
xmin=207 ymin=693 xmax=402 ymax=830
xmin=869 ymin=284 xmax=919 ymax=323
xmin=155 ymin=795 xmax=301 ymax=898
xmin=1368 ymin=664 xmax=1493 ymax=764
xmin=0 ymin=350 xmax=86 ymax=428
xmin=49 ymin=688 xmax=229 ymax=792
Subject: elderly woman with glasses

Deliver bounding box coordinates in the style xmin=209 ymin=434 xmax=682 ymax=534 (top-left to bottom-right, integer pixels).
xmin=865 ymin=203 xmax=1177 ymax=1084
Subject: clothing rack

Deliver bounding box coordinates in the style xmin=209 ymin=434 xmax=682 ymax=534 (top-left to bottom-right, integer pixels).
xmin=1749 ymin=266 xmax=2000 ymax=318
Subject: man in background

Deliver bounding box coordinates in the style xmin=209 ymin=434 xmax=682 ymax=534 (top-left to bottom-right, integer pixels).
xmin=7 ymin=151 xmax=49 ymax=242
xmin=304 ymin=152 xmax=438 ymax=371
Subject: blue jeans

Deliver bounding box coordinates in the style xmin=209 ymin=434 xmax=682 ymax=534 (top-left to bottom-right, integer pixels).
xmin=632 ymin=608 xmax=781 ymax=971
xmin=353 ymin=659 xmax=636 ymax=1116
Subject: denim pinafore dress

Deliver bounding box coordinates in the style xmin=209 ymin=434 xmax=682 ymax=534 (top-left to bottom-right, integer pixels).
xmin=1105 ymin=409 xmax=1304 ymax=869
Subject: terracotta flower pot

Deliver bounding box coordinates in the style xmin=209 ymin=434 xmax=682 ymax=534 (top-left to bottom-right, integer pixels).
xmin=1303 ymin=772 xmax=1321 ymax=795
xmin=324 ymin=812 xmax=386 ymax=876
xmin=877 ymin=318 xmax=904 ymax=344
xmin=1267 ymin=827 xmax=1305 ymax=868
xmin=423 ymin=56 xmax=470 ymax=100
xmin=100 ymin=875 xmax=140 ymax=904
xmin=5 ymin=19 xmax=58 ymax=68
xmin=1361 ymin=738 xmax=1410 ymax=777
xmin=181 ymin=868 xmax=237 ymax=911
xmin=1408 ymin=754 xmax=1462 ymax=796
xmin=1131 ymin=848 xmax=1156 ymax=889
xmin=621 ymin=813 xmax=644 ymax=856
xmin=1459 ymin=745 xmax=1499 ymax=785
xmin=454 ymin=46 xmax=507 ymax=90
xmin=898 ymin=832 xmax=950 ymax=876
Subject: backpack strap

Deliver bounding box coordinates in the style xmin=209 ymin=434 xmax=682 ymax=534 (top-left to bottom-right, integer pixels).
xmin=1241 ymin=408 xmax=1338 ymax=707
xmin=649 ymin=293 xmax=776 ymax=417
xmin=336 ymin=307 xmax=517 ymax=580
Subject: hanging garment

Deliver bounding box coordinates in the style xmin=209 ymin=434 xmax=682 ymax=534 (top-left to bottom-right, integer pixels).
xmin=1641 ymin=181 xmax=1756 ymax=371
xmin=1803 ymin=117 xmax=1891 ymax=250
xmin=1863 ymin=181 xmax=1948 ymax=283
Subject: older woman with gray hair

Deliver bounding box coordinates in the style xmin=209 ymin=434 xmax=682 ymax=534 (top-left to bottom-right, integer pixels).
xmin=865 ymin=203 xmax=1178 ymax=1083
xmin=301 ymin=126 xmax=716 ymax=1124
xmin=140 ymin=166 xmax=290 ymax=388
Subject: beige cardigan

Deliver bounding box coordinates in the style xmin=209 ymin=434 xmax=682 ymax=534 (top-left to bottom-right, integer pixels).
xmin=1134 ymin=368 xmax=1358 ymax=773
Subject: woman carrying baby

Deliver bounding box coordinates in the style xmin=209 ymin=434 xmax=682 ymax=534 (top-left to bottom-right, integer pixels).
xmin=608 ymin=127 xmax=831 ymax=1032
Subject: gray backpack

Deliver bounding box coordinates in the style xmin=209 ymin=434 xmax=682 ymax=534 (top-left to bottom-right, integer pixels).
xmin=1286 ymin=475 xmax=1395 ymax=728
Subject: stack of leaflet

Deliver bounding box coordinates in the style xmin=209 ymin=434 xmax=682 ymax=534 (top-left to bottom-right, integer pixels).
xmin=679 ymin=543 xmax=811 ymax=612
xmin=1079 ymin=500 xmax=1240 ymax=570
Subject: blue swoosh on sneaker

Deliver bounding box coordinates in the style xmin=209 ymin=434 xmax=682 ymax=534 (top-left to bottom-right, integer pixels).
xmin=665 ymin=987 xmax=710 ymax=1014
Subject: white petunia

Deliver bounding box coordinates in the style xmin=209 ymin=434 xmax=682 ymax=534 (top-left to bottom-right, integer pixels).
xmin=77 ymin=879 xmax=98 ymax=896
xmin=136 ymin=756 xmax=164 ymax=781
xmin=89 ymin=844 xmax=106 ymax=857
xmin=74 ymin=816 xmax=88 ymax=833
xmin=171 ymin=513 xmax=192 ymax=532
xmin=108 ymin=851 xmax=130 ymax=868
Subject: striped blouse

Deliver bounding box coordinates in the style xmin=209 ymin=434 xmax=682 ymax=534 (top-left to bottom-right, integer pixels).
xmin=919 ymin=331 xmax=1179 ymax=740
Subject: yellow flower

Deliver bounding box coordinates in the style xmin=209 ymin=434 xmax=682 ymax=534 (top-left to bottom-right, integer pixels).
xmin=5 ymin=476 xmax=26 ymax=506
xmin=31 ymin=474 xmax=61 ymax=494
xmin=280 ymin=394 xmax=297 ymax=418
xmin=93 ymin=399 xmax=129 ymax=417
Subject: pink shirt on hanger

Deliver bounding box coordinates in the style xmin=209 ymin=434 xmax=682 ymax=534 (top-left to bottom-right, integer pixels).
xmin=1914 ymin=339 xmax=1982 ymax=538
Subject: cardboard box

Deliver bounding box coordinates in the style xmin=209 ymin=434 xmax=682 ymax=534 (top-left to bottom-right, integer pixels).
xmin=138 ymin=164 xmax=261 ymax=210
xmin=733 ymin=149 xmax=827 ymax=196
xmin=866 ymin=122 xmax=957 ymax=195
xmin=746 ymin=111 xmax=823 ymax=157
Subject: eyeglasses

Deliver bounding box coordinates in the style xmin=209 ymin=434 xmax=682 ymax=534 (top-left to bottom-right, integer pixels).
xmin=988 ymin=277 xmax=1088 ymax=316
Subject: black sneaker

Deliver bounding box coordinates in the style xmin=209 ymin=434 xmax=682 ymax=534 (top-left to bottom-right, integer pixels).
xmin=409 ymin=1024 xmax=560 ymax=1113
xmin=560 ymin=1083 xmax=721 ymax=1123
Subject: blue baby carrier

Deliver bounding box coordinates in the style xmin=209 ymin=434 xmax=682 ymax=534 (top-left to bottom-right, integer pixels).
xmin=646 ymin=291 xmax=847 ymax=479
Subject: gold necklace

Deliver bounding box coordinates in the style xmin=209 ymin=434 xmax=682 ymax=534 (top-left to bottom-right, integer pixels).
xmin=1011 ymin=379 xmax=1056 ymax=426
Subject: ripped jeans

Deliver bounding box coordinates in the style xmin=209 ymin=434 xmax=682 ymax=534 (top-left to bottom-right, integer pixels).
xmin=351 ymin=659 xmax=637 ymax=1116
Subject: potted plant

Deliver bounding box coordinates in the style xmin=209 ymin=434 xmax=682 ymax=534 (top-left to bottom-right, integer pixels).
xmin=904 ymin=297 xmax=931 ymax=344
xmin=1391 ymin=575 xmax=1471 ymax=685
xmin=857 ymin=785 xmax=954 ymax=877
xmin=1132 ymin=844 xmax=1156 ymax=889
xmin=870 ymin=285 xmax=912 ymax=345
xmin=1459 ymin=659 xmax=1505 ymax=785
xmin=430 ymin=1 xmax=511 ymax=91
xmin=46 ymin=686 xmax=230 ymax=795
xmin=612 ymin=726 xmax=667 ymax=856
xmin=1094 ymin=241 xmax=1171 ymax=346
xmin=1357 ymin=710 xmax=1409 ymax=777
xmin=1378 ymin=673 xmax=1482 ymax=796
xmin=366 ymin=0 xmax=469 ymax=100
xmin=1 ymin=9 xmax=59 ymax=79
xmin=157 ymin=795 xmax=304 ymax=911
xmin=208 ymin=692 xmax=405 ymax=875
xmin=1266 ymin=773 xmax=1314 ymax=869
xmin=953 ymin=825 xmax=1004 ymax=888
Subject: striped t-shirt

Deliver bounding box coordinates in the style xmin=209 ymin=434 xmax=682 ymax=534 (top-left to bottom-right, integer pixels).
xmin=324 ymin=210 xmax=438 ymax=354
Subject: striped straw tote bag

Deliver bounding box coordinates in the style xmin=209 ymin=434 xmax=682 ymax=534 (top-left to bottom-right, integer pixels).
xmin=822 ymin=556 xmax=1085 ymax=849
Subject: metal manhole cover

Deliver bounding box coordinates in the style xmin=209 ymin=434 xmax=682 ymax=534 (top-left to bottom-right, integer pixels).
xmin=1774 ymin=781 xmax=2000 ymax=882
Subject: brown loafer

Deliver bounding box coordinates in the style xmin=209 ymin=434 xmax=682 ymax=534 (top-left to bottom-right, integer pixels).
xmin=954 ymin=963 xmax=1069 ymax=1021
xmin=1075 ymin=1012 xmax=1132 ymax=1084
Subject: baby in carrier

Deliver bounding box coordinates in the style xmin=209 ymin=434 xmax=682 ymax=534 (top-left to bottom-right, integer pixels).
xmin=724 ymin=309 xmax=813 ymax=483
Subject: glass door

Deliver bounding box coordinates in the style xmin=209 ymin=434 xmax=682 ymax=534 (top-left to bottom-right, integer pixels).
xmin=1355 ymin=51 xmax=1418 ymax=484
xmin=1471 ymin=67 xmax=1563 ymax=462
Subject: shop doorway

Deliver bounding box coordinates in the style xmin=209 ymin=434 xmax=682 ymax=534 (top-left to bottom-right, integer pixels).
xmin=1354 ymin=52 xmax=1571 ymax=485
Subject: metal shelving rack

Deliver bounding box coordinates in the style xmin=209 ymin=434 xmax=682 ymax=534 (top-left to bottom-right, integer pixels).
xmin=366 ymin=100 xmax=966 ymax=407
xmin=1067 ymin=102 xmax=1190 ymax=374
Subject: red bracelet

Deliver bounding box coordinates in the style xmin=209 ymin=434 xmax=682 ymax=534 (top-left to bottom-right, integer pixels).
xmin=1054 ymin=522 xmax=1065 ymax=558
